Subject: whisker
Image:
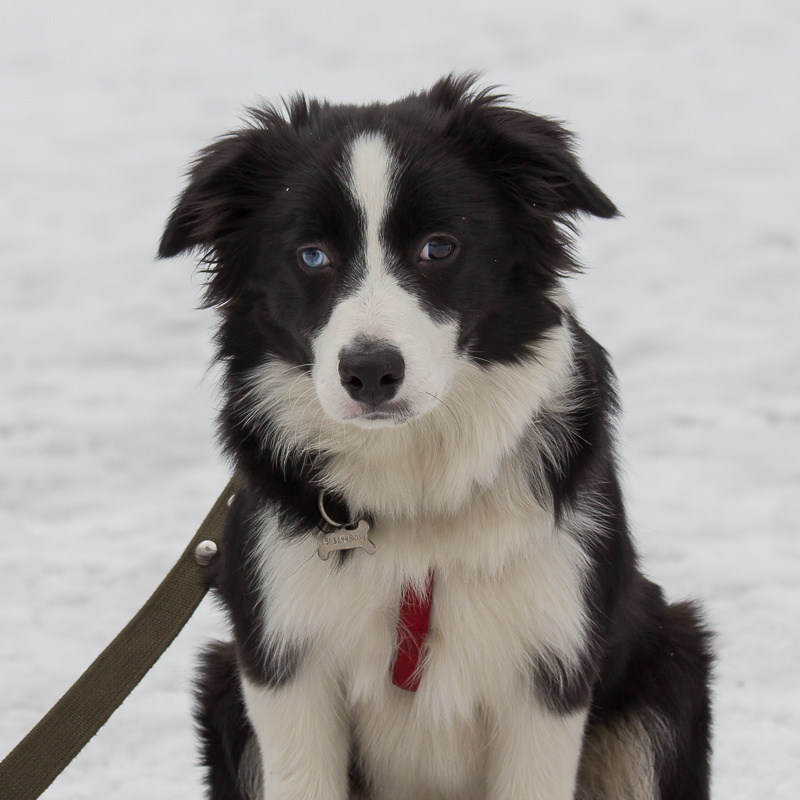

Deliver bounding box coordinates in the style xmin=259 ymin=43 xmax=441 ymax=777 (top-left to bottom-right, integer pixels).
xmin=270 ymin=362 xmax=314 ymax=380
xmin=424 ymin=391 xmax=460 ymax=436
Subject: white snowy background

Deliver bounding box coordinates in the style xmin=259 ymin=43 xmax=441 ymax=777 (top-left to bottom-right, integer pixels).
xmin=1 ymin=0 xmax=798 ymax=797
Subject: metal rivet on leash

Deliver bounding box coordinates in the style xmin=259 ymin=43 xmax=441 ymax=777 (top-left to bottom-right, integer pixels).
xmin=194 ymin=540 xmax=218 ymax=566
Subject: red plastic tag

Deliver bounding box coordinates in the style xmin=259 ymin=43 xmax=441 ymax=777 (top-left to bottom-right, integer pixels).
xmin=391 ymin=570 xmax=435 ymax=691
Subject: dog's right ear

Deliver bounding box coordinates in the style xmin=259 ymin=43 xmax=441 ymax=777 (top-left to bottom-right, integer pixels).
xmin=158 ymin=129 xmax=262 ymax=259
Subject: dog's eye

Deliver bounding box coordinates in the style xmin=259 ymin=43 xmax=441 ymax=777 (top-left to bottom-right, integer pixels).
xmin=299 ymin=248 xmax=331 ymax=269
xmin=420 ymin=238 xmax=456 ymax=262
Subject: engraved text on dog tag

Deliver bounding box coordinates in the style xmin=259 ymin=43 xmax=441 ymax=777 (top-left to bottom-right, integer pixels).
xmin=317 ymin=519 xmax=376 ymax=561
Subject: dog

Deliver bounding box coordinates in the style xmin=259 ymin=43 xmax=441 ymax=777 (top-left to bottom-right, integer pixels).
xmin=159 ymin=75 xmax=712 ymax=800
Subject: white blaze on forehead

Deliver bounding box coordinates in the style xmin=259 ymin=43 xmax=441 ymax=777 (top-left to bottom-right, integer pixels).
xmin=310 ymin=130 xmax=458 ymax=428
xmin=345 ymin=133 xmax=396 ymax=275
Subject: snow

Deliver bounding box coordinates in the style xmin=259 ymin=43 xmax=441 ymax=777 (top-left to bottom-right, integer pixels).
xmin=1 ymin=0 xmax=798 ymax=797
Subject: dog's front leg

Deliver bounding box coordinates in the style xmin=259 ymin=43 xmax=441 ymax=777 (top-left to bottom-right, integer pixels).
xmin=485 ymin=701 xmax=588 ymax=800
xmin=241 ymin=657 xmax=350 ymax=800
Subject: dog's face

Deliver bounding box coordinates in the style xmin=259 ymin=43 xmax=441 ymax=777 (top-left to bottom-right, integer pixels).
xmin=159 ymin=76 xmax=616 ymax=431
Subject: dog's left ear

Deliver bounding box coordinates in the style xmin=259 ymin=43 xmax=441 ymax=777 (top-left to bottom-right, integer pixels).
xmin=432 ymin=77 xmax=618 ymax=219
xmin=476 ymin=108 xmax=618 ymax=219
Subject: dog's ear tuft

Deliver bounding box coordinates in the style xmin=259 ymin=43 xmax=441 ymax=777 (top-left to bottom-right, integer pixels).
xmin=427 ymin=72 xmax=492 ymax=112
xmin=157 ymin=129 xmax=263 ymax=260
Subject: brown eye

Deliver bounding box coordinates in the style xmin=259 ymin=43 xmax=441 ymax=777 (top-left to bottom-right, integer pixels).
xmin=420 ymin=238 xmax=456 ymax=261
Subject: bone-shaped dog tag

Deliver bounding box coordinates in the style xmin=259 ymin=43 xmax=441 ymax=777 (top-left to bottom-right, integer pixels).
xmin=317 ymin=520 xmax=376 ymax=561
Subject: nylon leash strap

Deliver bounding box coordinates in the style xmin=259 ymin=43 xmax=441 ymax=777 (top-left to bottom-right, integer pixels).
xmin=0 ymin=476 xmax=239 ymax=800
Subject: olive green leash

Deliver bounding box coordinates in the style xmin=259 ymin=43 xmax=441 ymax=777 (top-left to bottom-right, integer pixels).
xmin=0 ymin=476 xmax=239 ymax=800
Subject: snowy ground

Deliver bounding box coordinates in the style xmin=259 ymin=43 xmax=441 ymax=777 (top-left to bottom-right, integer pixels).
xmin=1 ymin=0 xmax=798 ymax=797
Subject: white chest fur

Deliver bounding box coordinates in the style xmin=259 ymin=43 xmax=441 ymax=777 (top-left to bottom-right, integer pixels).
xmin=246 ymin=472 xmax=590 ymax=798
xmin=257 ymin=494 xmax=588 ymax=689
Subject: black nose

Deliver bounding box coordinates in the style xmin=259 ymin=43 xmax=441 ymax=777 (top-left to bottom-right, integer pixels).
xmin=338 ymin=342 xmax=405 ymax=407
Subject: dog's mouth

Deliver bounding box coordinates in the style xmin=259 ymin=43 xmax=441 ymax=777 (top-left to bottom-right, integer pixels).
xmin=344 ymin=401 xmax=417 ymax=427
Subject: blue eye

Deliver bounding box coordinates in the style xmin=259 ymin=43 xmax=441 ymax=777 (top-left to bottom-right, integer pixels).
xmin=420 ymin=238 xmax=456 ymax=261
xmin=299 ymin=248 xmax=331 ymax=269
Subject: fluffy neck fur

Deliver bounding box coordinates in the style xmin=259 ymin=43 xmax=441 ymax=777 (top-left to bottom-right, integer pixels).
xmin=239 ymin=316 xmax=576 ymax=520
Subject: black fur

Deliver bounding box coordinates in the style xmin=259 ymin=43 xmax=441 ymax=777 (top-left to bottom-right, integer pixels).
xmin=195 ymin=642 xmax=255 ymax=800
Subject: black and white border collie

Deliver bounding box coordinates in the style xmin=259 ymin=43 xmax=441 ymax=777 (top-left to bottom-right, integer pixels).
xmin=159 ymin=75 xmax=712 ymax=800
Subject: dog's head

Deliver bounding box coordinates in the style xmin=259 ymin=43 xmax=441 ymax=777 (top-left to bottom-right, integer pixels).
xmin=160 ymin=75 xmax=616 ymax=433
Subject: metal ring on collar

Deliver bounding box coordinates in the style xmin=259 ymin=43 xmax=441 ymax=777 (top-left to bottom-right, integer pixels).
xmin=318 ymin=491 xmax=346 ymax=529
